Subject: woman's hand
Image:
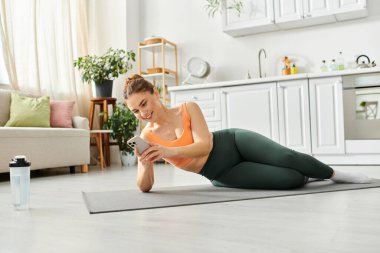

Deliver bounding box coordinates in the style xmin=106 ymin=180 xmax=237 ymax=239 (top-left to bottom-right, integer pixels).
xmin=138 ymin=143 xmax=176 ymax=163
xmin=135 ymin=149 xmax=154 ymax=167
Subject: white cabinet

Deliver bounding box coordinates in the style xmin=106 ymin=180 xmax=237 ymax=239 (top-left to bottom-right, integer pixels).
xmin=170 ymin=88 xmax=222 ymax=132
xmin=335 ymin=0 xmax=366 ymax=11
xmin=224 ymin=0 xmax=367 ymax=36
xmin=222 ymin=0 xmax=278 ymax=36
xmin=304 ymin=0 xmax=335 ymax=16
xmin=277 ymin=79 xmax=311 ymax=154
xmin=170 ymin=77 xmax=346 ymax=155
xmin=309 ymin=77 xmax=345 ymax=154
xmin=221 ymin=83 xmax=279 ymax=142
xmin=274 ymin=0 xmax=336 ymax=29
xmin=274 ymin=0 xmax=303 ymax=23
xmin=221 ymin=80 xmax=312 ymax=153
xmin=334 ymin=0 xmax=367 ymax=20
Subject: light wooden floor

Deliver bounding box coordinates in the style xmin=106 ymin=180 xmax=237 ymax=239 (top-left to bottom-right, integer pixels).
xmin=0 ymin=164 xmax=379 ymax=253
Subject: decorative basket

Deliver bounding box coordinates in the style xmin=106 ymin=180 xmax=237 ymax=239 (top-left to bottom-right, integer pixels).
xmin=147 ymin=68 xmax=169 ymax=74
xmin=144 ymin=37 xmax=163 ymax=45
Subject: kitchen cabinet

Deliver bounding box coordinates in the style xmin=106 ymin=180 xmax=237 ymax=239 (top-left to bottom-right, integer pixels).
xmin=222 ymin=0 xmax=278 ymax=36
xmin=170 ymin=88 xmax=222 ymax=132
xmin=334 ymin=0 xmax=367 ymax=21
xmin=221 ymin=80 xmax=311 ymax=153
xmin=277 ymin=79 xmax=311 ymax=154
xmin=274 ymin=0 xmax=336 ymax=29
xmin=169 ymin=67 xmax=380 ymax=164
xmin=221 ymin=83 xmax=279 ymax=142
xmin=224 ymin=0 xmax=367 ymax=36
xmin=309 ymin=77 xmax=345 ymax=154
xmin=170 ymin=77 xmax=344 ymax=155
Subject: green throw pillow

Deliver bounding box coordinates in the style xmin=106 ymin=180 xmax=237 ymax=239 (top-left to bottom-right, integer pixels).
xmin=5 ymin=93 xmax=51 ymax=127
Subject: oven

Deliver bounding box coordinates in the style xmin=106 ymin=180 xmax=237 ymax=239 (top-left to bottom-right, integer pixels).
xmin=342 ymin=73 xmax=380 ymax=153
xmin=343 ymin=73 xmax=380 ymax=140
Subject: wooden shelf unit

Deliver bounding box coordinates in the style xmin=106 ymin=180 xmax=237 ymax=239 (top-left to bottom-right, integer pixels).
xmin=138 ymin=38 xmax=179 ymax=105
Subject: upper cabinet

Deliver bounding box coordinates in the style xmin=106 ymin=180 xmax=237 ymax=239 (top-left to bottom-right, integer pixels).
xmin=223 ymin=0 xmax=367 ymax=36
xmin=223 ymin=0 xmax=278 ymax=36
xmin=334 ymin=0 xmax=367 ymax=21
xmin=274 ymin=0 xmax=336 ymax=29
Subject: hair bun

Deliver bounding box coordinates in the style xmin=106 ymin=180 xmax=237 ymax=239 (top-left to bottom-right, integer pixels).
xmin=128 ymin=74 xmax=143 ymax=81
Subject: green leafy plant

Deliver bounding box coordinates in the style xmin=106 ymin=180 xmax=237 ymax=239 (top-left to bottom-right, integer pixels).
xmin=205 ymin=0 xmax=243 ymax=18
xmin=73 ymin=48 xmax=136 ymax=84
xmin=102 ymin=104 xmax=139 ymax=155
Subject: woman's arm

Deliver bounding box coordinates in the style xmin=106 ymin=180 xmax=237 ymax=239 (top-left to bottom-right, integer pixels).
xmin=135 ymin=131 xmax=155 ymax=192
xmin=136 ymin=159 xmax=154 ymax=192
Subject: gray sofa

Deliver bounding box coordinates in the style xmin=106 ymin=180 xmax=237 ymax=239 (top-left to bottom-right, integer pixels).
xmin=0 ymin=89 xmax=90 ymax=173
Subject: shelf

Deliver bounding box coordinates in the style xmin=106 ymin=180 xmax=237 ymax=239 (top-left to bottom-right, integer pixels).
xmin=141 ymin=68 xmax=176 ymax=76
xmin=139 ymin=39 xmax=177 ymax=50
xmin=141 ymin=73 xmax=176 ymax=79
xmin=139 ymin=43 xmax=175 ymax=50
xmin=138 ymin=38 xmax=178 ymax=107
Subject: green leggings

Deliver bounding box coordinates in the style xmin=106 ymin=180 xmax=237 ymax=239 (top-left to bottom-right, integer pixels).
xmin=199 ymin=129 xmax=334 ymax=190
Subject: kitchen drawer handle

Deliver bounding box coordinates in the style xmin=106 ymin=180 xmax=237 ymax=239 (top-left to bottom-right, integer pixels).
xmin=192 ymin=96 xmax=198 ymax=100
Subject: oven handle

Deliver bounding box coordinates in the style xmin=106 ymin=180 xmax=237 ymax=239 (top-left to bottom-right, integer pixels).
xmin=343 ymin=85 xmax=380 ymax=90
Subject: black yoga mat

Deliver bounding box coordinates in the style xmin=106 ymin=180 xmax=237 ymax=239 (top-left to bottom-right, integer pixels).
xmin=83 ymin=179 xmax=380 ymax=214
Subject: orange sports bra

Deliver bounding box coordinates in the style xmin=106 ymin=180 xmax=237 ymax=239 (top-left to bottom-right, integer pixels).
xmin=145 ymin=103 xmax=194 ymax=168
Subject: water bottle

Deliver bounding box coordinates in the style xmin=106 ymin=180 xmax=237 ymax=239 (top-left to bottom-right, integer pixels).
xmin=337 ymin=52 xmax=345 ymax=70
xmin=9 ymin=155 xmax=31 ymax=210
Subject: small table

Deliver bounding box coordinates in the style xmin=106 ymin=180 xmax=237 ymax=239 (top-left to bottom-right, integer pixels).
xmin=90 ymin=130 xmax=113 ymax=170
xmin=89 ymin=98 xmax=117 ymax=167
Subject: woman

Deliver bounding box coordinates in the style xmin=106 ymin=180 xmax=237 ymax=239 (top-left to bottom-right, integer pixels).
xmin=124 ymin=75 xmax=371 ymax=192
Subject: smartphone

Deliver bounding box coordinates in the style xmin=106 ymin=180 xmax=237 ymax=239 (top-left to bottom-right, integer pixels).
xmin=127 ymin=136 xmax=150 ymax=154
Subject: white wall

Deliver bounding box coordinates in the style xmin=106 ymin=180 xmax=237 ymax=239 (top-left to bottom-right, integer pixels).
xmin=88 ymin=0 xmax=140 ymax=102
xmin=87 ymin=0 xmax=141 ymax=164
xmin=139 ymin=0 xmax=380 ymax=83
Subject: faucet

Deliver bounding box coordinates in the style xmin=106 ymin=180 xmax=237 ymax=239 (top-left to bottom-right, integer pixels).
xmin=258 ymin=48 xmax=267 ymax=78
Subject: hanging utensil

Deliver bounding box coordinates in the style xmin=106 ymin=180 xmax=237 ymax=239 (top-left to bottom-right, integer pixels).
xmin=182 ymin=57 xmax=211 ymax=85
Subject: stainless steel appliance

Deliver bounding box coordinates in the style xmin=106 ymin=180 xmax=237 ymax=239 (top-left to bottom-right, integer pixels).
xmin=343 ymin=73 xmax=380 ymax=141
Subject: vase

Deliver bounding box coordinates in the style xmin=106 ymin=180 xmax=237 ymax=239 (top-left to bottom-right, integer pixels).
xmin=120 ymin=152 xmax=137 ymax=167
xmin=95 ymin=80 xmax=113 ymax=97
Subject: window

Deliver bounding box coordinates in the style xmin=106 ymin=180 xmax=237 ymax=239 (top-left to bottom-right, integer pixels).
xmin=0 ymin=39 xmax=9 ymax=85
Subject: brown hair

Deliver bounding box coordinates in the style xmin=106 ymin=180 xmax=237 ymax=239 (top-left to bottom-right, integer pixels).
xmin=123 ymin=74 xmax=155 ymax=99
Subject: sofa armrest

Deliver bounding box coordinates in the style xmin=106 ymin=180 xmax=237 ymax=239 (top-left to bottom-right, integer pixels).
xmin=72 ymin=116 xmax=89 ymax=130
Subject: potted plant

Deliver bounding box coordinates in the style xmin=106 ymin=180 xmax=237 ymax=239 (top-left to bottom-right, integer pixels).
xmin=73 ymin=48 xmax=135 ymax=97
xmin=103 ymin=103 xmax=139 ymax=166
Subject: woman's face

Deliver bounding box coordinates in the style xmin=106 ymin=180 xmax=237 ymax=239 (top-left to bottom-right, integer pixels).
xmin=125 ymin=90 xmax=160 ymax=122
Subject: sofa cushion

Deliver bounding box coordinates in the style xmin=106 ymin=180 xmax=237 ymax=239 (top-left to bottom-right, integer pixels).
xmin=5 ymin=93 xmax=51 ymax=127
xmin=50 ymin=100 xmax=75 ymax=128
xmin=0 ymin=89 xmax=11 ymax=126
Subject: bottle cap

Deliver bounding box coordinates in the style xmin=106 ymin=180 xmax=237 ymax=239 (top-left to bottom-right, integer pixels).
xmin=9 ymin=155 xmax=31 ymax=167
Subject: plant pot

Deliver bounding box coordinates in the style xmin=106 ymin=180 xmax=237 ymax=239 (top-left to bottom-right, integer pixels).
xmin=95 ymin=80 xmax=113 ymax=97
xmin=120 ymin=152 xmax=137 ymax=167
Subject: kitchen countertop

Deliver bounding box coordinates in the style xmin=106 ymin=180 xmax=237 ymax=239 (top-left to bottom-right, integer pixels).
xmin=169 ymin=67 xmax=380 ymax=91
